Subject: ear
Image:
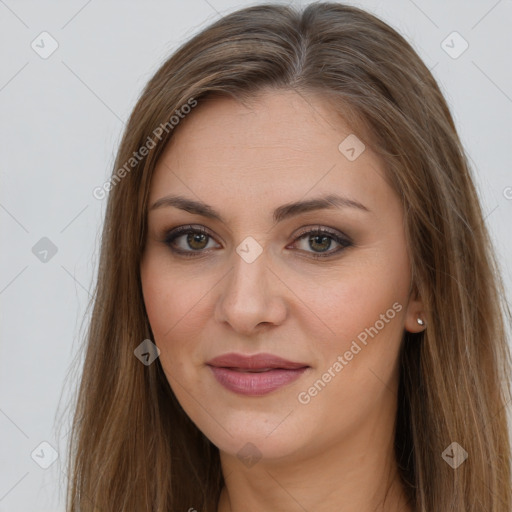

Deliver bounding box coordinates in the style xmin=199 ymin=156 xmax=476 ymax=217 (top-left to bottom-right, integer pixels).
xmin=404 ymin=287 xmax=426 ymax=333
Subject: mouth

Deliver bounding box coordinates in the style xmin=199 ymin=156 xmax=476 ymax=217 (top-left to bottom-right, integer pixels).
xmin=206 ymin=353 xmax=310 ymax=396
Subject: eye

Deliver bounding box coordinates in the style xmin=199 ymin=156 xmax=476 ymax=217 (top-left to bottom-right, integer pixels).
xmin=162 ymin=224 xmax=352 ymax=259
xmin=289 ymin=226 xmax=352 ymax=258
xmin=162 ymin=225 xmax=220 ymax=257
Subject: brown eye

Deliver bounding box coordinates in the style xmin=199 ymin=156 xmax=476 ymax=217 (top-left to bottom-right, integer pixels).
xmin=186 ymin=232 xmax=209 ymax=250
xmin=163 ymin=225 xmax=220 ymax=256
xmin=291 ymin=227 xmax=352 ymax=258
xmin=308 ymin=234 xmax=333 ymax=253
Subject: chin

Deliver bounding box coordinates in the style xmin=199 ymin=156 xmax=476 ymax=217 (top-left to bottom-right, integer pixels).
xmin=190 ymin=406 xmax=312 ymax=463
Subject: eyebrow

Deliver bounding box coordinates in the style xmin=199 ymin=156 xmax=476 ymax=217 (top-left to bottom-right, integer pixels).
xmin=149 ymin=193 xmax=369 ymax=223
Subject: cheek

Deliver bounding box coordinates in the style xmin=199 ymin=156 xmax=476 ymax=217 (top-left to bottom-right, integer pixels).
xmin=294 ymin=246 xmax=410 ymax=402
xmin=140 ymin=258 xmax=212 ymax=366
xmin=296 ymin=253 xmax=409 ymax=350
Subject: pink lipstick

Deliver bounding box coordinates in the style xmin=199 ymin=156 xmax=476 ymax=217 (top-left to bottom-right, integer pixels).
xmin=206 ymin=353 xmax=309 ymax=396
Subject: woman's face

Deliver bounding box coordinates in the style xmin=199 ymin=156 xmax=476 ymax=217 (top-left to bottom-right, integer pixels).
xmin=140 ymin=90 xmax=423 ymax=463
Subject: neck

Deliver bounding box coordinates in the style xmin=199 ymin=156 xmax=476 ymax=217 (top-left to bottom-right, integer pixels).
xmin=217 ymin=414 xmax=412 ymax=512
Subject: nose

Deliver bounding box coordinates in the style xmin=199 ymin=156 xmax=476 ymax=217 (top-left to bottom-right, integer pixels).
xmin=214 ymin=248 xmax=288 ymax=336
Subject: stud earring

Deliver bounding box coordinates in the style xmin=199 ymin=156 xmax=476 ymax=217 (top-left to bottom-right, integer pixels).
xmin=417 ymin=317 xmax=425 ymax=327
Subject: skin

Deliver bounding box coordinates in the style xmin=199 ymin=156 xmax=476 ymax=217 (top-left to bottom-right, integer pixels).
xmin=140 ymin=89 xmax=425 ymax=512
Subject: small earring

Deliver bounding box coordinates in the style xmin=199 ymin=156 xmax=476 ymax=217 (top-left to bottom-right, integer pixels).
xmin=417 ymin=317 xmax=425 ymax=327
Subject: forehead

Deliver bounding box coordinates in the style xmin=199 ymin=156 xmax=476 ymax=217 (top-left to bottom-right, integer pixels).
xmin=149 ymin=90 xmax=395 ymax=220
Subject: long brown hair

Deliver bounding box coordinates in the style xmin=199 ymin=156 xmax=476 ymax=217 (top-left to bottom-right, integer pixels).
xmin=65 ymin=3 xmax=512 ymax=511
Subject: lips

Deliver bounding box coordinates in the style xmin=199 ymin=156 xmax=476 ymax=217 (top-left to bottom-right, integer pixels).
xmin=206 ymin=353 xmax=309 ymax=396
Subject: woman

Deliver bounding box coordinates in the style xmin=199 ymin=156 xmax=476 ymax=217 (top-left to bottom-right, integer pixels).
xmin=66 ymin=3 xmax=512 ymax=511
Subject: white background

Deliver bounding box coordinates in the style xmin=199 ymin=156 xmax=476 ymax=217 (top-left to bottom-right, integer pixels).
xmin=1 ymin=0 xmax=511 ymax=510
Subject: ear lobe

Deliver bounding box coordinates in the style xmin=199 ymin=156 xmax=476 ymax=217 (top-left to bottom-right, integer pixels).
xmin=404 ymin=295 xmax=426 ymax=333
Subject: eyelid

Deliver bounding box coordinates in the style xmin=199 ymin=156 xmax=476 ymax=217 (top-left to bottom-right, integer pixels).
xmin=288 ymin=225 xmax=353 ymax=258
xmin=164 ymin=224 xmax=215 ymax=240
xmin=292 ymin=224 xmax=351 ymax=242
xmin=162 ymin=224 xmax=221 ymax=256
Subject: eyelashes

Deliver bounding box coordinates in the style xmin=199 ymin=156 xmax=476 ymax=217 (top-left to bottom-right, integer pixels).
xmin=163 ymin=225 xmax=218 ymax=256
xmin=290 ymin=226 xmax=353 ymax=258
xmin=162 ymin=224 xmax=353 ymax=259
